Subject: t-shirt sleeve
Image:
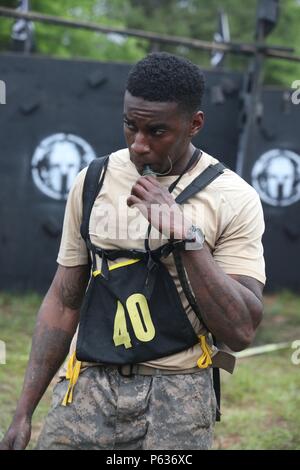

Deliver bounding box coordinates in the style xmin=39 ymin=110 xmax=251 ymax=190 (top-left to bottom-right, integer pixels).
xmin=213 ymin=189 xmax=266 ymax=284
xmin=56 ymin=168 xmax=89 ymax=267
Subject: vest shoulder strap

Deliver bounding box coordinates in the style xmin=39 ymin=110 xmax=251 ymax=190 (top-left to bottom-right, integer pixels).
xmin=175 ymin=162 xmax=226 ymax=205
xmin=80 ymin=155 xmax=109 ymax=242
xmin=172 ymin=161 xmax=226 ymax=423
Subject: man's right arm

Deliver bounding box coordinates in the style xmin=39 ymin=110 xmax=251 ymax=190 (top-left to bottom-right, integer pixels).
xmin=0 ymin=263 xmax=89 ymax=450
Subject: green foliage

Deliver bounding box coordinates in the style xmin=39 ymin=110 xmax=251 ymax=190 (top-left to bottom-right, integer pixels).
xmin=0 ymin=0 xmax=18 ymax=52
xmin=263 ymin=0 xmax=300 ymax=85
xmin=0 ymin=1 xmax=300 ymax=85
xmin=120 ymin=0 xmax=300 ymax=85
xmin=0 ymin=0 xmax=145 ymax=62
xmin=32 ymin=0 xmax=146 ymax=61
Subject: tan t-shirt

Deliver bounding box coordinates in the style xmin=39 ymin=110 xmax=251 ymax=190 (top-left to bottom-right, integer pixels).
xmin=57 ymin=148 xmax=266 ymax=374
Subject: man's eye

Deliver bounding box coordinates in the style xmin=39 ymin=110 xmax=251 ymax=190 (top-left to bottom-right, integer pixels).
xmin=152 ymin=129 xmax=166 ymax=136
xmin=124 ymin=120 xmax=135 ymax=131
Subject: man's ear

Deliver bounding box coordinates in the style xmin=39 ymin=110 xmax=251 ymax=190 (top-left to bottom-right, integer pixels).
xmin=189 ymin=111 xmax=204 ymax=137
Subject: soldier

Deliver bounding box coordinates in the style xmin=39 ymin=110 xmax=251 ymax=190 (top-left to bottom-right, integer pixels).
xmin=0 ymin=52 xmax=265 ymax=450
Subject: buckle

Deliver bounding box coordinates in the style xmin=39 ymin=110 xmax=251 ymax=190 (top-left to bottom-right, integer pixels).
xmin=118 ymin=364 xmax=135 ymax=378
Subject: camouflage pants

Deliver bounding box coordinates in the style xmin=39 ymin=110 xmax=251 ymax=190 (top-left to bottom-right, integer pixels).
xmin=36 ymin=366 xmax=216 ymax=450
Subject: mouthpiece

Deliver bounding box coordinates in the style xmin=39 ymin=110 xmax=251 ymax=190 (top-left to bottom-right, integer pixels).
xmin=142 ymin=165 xmax=157 ymax=177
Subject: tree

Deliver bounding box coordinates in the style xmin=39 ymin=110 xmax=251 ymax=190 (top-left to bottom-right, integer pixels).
xmin=1 ymin=0 xmax=299 ymax=85
xmin=121 ymin=0 xmax=300 ymax=86
xmin=0 ymin=0 xmax=145 ymax=62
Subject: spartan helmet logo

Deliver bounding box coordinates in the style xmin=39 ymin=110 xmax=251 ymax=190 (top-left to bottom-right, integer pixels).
xmin=31 ymin=133 xmax=96 ymax=200
xmin=252 ymin=149 xmax=300 ymax=207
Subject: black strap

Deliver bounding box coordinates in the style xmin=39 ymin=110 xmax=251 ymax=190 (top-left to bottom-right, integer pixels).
xmin=168 ymin=148 xmax=201 ymax=194
xmin=172 ymin=161 xmax=226 ymax=423
xmin=172 ymin=161 xmax=226 ymax=323
xmin=152 ymin=159 xmax=225 ymax=421
xmin=144 ymin=148 xmax=201 ymax=252
xmin=174 ymin=245 xmax=221 ymax=422
xmin=173 ymin=247 xmax=204 ymax=322
xmin=213 ymin=365 xmax=221 ymax=422
xmin=175 ymin=162 xmax=225 ymax=205
xmin=80 ymin=155 xmax=109 ymax=242
xmin=173 ymin=161 xmax=226 ymax=325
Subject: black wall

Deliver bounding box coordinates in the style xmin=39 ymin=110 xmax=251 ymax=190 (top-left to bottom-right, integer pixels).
xmin=237 ymin=88 xmax=300 ymax=292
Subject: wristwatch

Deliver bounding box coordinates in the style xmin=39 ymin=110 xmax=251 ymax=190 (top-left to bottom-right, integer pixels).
xmin=182 ymin=224 xmax=205 ymax=251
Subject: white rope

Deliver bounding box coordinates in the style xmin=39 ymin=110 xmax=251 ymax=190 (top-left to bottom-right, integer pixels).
xmin=234 ymin=341 xmax=292 ymax=358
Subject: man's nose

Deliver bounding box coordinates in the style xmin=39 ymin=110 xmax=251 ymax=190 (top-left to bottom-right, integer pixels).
xmin=131 ymin=132 xmax=150 ymax=155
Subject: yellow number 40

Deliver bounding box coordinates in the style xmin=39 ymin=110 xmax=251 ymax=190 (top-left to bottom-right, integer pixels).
xmin=113 ymin=294 xmax=156 ymax=349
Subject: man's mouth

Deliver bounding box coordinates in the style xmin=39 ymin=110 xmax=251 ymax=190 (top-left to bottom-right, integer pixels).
xmin=131 ymin=157 xmax=156 ymax=174
xmin=137 ymin=165 xmax=156 ymax=176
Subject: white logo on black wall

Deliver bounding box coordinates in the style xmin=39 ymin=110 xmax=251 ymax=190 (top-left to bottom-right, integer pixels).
xmin=31 ymin=133 xmax=96 ymax=200
xmin=252 ymin=149 xmax=300 ymax=207
xmin=291 ymin=80 xmax=300 ymax=105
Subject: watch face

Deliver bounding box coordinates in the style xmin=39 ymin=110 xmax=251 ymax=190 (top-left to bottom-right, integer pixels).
xmin=185 ymin=226 xmax=205 ymax=250
xmin=195 ymin=228 xmax=205 ymax=244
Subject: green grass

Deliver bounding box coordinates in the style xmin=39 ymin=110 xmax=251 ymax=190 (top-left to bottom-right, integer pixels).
xmin=214 ymin=350 xmax=300 ymax=449
xmin=0 ymin=292 xmax=52 ymax=449
xmin=214 ymin=291 xmax=300 ymax=450
xmin=0 ymin=290 xmax=300 ymax=449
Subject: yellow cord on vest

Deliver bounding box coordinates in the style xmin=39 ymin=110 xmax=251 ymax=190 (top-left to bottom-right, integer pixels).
xmin=93 ymin=259 xmax=140 ymax=277
xmin=62 ymin=352 xmax=82 ymax=406
xmin=197 ymin=335 xmax=212 ymax=369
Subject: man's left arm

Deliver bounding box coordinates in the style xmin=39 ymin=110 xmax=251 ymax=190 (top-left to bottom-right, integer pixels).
xmin=181 ymin=246 xmax=263 ymax=351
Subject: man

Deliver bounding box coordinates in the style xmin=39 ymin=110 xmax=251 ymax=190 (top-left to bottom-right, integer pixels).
xmin=0 ymin=52 xmax=265 ymax=450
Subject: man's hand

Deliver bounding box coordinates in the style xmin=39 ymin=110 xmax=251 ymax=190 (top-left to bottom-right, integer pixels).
xmin=0 ymin=415 xmax=31 ymax=450
xmin=127 ymin=175 xmax=191 ymax=239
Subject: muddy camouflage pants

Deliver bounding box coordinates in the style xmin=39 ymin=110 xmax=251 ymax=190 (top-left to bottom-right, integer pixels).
xmin=36 ymin=366 xmax=216 ymax=450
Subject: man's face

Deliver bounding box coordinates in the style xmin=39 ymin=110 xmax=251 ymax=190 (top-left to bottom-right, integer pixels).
xmin=123 ymin=90 xmax=196 ymax=175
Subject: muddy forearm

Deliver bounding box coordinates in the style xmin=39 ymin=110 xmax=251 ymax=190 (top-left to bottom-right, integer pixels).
xmin=14 ymin=265 xmax=89 ymax=419
xmin=15 ymin=321 xmax=75 ymax=419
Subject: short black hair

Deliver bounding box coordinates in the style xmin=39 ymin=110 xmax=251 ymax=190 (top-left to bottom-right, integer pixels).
xmin=126 ymin=52 xmax=205 ymax=115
